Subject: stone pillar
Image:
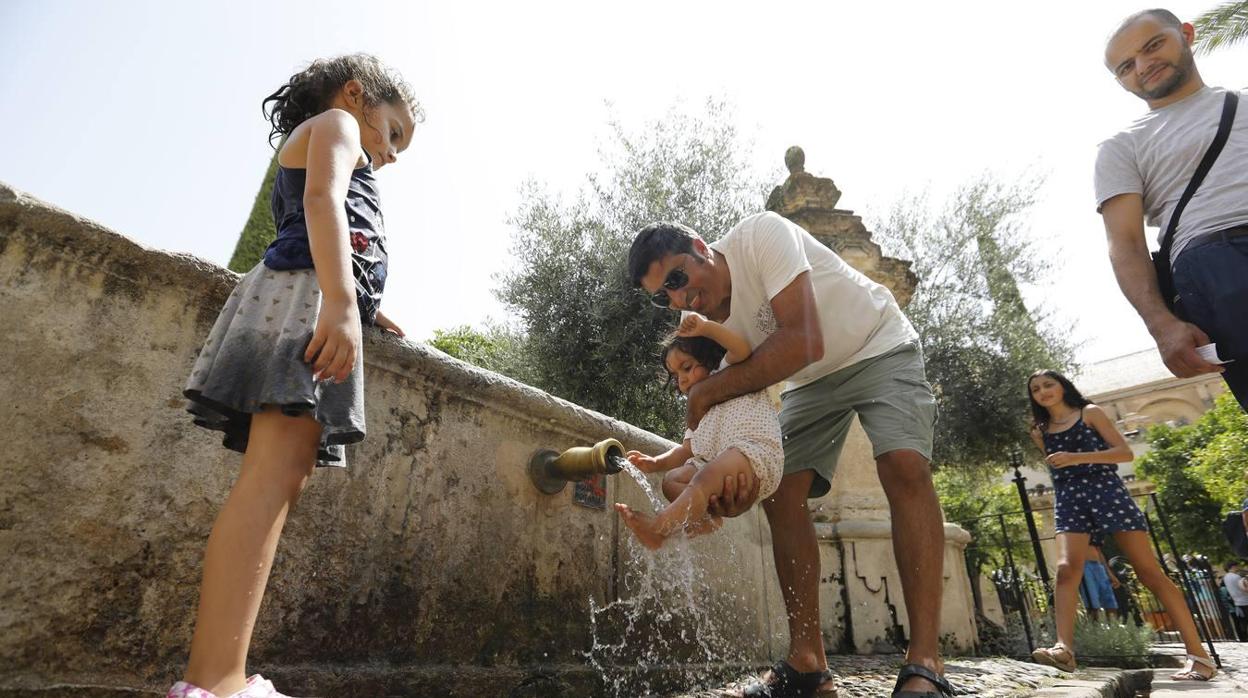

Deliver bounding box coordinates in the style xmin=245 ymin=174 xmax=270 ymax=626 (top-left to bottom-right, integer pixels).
xmin=765 ymin=147 xmax=977 ymax=654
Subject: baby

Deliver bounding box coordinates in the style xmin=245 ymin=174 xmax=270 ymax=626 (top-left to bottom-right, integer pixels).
xmin=615 ymin=313 xmax=783 ymax=549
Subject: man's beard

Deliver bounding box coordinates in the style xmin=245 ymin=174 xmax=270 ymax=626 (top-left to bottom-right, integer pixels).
xmin=1136 ymin=44 xmax=1196 ymax=100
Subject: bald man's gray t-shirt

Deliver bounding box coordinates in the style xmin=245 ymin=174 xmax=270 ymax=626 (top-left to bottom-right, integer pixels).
xmin=1095 ymin=86 xmax=1248 ymax=263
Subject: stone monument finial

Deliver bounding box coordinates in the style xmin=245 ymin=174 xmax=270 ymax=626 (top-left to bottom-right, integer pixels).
xmin=785 ymin=146 xmax=806 ymax=175
xmin=763 ymin=146 xmax=918 ymax=308
xmin=766 ymin=146 xmax=841 ymax=213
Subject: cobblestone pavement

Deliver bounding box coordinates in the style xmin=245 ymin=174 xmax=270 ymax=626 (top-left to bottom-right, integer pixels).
xmin=667 ymin=654 xmax=1069 ymax=697
xmin=1152 ymin=641 xmax=1248 ymax=692
xmin=667 ymin=642 xmax=1248 ymax=697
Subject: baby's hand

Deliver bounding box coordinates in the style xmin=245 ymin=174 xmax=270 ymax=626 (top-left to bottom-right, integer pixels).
xmin=678 ymin=313 xmax=707 ymax=337
xmin=626 ymin=450 xmax=658 ymax=473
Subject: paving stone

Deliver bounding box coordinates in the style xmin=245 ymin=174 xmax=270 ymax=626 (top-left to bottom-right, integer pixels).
xmin=667 ymin=642 xmax=1248 ymax=697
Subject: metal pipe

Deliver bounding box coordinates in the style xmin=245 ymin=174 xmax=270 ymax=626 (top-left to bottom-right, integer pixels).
xmin=528 ymin=438 xmax=626 ymax=495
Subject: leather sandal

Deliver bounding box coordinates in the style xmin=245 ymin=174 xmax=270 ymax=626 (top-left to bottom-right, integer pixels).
xmin=891 ymin=663 xmax=955 ymax=697
xmin=736 ymin=660 xmax=838 ymax=697
xmin=1030 ymin=644 xmax=1076 ymax=672
xmin=1170 ymin=654 xmax=1217 ymax=681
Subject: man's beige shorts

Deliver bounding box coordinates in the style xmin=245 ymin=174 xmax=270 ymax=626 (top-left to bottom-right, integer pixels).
xmin=779 ymin=342 xmax=937 ymax=498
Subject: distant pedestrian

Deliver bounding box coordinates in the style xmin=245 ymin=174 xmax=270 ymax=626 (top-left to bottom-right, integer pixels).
xmin=1223 ymin=562 xmax=1248 ymax=641
xmin=1079 ymin=534 xmax=1122 ymax=623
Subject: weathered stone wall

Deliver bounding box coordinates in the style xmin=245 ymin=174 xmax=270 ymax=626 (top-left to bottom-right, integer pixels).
xmin=0 ymin=183 xmax=783 ymax=695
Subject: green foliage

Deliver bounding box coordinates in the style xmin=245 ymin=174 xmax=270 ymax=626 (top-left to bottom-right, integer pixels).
xmin=1193 ymin=1 xmax=1248 ymax=54
xmin=429 ymin=323 xmax=539 ymax=387
xmin=873 ymin=176 xmax=1076 ymax=473
xmin=229 ymin=150 xmax=281 ymax=273
xmin=1189 ymin=394 xmax=1248 ymax=508
xmin=1136 ymin=393 xmax=1248 ymax=558
xmin=934 ymin=467 xmax=1034 ymax=568
xmin=492 ymin=100 xmax=769 ymax=439
xmin=1072 ymin=617 xmax=1154 ymax=668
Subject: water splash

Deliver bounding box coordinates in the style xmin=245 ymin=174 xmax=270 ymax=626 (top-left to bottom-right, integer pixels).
xmin=588 ymin=465 xmax=759 ymax=696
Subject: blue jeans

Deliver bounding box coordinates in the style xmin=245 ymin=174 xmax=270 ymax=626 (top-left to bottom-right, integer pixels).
xmin=1173 ymin=231 xmax=1248 ymax=410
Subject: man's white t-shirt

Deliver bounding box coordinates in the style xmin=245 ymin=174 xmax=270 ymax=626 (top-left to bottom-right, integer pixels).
xmin=1225 ymin=571 xmax=1248 ymax=606
xmin=1094 ymin=86 xmax=1248 ymax=263
xmin=707 ymin=212 xmax=917 ymax=390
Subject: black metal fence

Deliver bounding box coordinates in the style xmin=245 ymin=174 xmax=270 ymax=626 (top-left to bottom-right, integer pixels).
xmin=952 ymin=463 xmax=1239 ymax=667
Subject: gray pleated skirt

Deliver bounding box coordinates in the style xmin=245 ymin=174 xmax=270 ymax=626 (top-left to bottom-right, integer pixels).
xmin=184 ymin=264 xmax=365 ymax=467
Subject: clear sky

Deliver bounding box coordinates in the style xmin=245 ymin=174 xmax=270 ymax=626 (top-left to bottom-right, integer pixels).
xmin=3 ymin=0 xmax=1245 ymax=366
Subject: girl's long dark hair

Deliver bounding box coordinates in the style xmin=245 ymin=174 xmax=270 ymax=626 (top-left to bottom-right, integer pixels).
xmin=1028 ymin=369 xmax=1091 ymax=430
xmin=262 ymin=53 xmax=423 ymax=147
xmin=660 ymin=332 xmax=726 ymax=392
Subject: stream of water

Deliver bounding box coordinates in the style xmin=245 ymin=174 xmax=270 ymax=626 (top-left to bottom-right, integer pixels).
xmin=587 ymin=458 xmax=757 ymax=696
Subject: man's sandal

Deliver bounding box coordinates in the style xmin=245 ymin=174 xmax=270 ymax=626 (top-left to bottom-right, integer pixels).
xmin=1171 ymin=654 xmax=1217 ymax=681
xmin=736 ymin=660 xmax=838 ymax=697
xmin=891 ymin=664 xmax=955 ymax=697
xmin=1030 ymin=644 xmax=1076 ymax=672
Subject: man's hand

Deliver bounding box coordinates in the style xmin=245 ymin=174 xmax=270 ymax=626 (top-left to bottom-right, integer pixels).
xmin=707 ymin=472 xmax=761 ymax=518
xmin=1152 ymin=316 xmax=1222 ymax=378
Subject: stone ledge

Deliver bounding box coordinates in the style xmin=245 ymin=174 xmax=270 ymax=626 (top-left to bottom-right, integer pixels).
xmin=0 ymin=179 xmax=671 ymax=454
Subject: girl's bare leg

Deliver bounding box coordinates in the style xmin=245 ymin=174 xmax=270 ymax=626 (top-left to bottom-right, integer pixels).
xmin=182 ymin=409 xmax=322 ymax=695
xmin=617 ymin=449 xmax=753 ymax=550
xmin=1053 ymin=532 xmax=1090 ymax=651
xmin=1115 ymin=531 xmax=1212 ymax=666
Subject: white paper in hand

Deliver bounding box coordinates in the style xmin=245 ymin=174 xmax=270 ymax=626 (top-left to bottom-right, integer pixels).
xmin=1196 ymin=343 xmax=1233 ymax=365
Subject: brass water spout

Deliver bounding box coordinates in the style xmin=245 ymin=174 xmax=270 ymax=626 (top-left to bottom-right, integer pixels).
xmin=528 ymin=438 xmax=626 ymax=495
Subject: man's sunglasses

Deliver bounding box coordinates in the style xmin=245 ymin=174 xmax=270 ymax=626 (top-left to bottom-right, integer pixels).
xmin=649 ymin=267 xmax=689 ymax=309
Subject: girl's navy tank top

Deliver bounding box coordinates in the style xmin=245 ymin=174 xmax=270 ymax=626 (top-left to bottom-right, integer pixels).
xmin=262 ymin=154 xmax=388 ymax=325
xmin=1040 ymin=410 xmax=1118 ymax=481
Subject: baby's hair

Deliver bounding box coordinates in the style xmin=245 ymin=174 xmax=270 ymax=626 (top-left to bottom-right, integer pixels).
xmin=262 ymin=53 xmax=424 ymax=147
xmin=659 ymin=331 xmax=726 ymax=391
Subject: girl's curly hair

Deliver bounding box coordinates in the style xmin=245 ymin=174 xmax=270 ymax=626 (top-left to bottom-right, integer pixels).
xmin=262 ymin=53 xmax=424 ymax=146
xmin=659 ymin=332 xmax=727 ymax=391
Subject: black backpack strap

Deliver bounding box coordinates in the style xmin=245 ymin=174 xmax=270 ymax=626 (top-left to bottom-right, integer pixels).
xmin=1158 ymin=90 xmax=1239 ymax=267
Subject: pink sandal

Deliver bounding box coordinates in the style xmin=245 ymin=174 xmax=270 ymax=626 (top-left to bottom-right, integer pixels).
xmin=166 ymin=675 xmax=292 ymax=698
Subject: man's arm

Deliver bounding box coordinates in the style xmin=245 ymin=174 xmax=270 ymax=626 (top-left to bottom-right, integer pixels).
xmin=1101 ymin=193 xmax=1221 ymax=377
xmin=685 ymin=271 xmax=823 ymax=429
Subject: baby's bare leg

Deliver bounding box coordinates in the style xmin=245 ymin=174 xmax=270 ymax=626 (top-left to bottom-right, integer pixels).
xmin=662 ymin=463 xmax=698 ymax=502
xmin=655 ymin=449 xmax=754 ymax=535
xmin=682 ymin=515 xmax=724 ymax=538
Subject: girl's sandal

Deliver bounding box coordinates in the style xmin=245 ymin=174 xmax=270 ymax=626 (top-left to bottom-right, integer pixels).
xmin=1170 ymin=654 xmax=1217 ymax=681
xmin=1030 ymin=644 xmax=1076 ymax=672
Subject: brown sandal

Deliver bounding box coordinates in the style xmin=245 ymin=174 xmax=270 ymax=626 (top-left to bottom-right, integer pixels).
xmin=1031 ymin=644 xmax=1076 ymax=672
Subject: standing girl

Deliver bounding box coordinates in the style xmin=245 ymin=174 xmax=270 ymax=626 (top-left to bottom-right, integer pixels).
xmin=1026 ymin=370 xmax=1216 ymax=681
xmin=169 ymin=55 xmax=420 ymax=698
